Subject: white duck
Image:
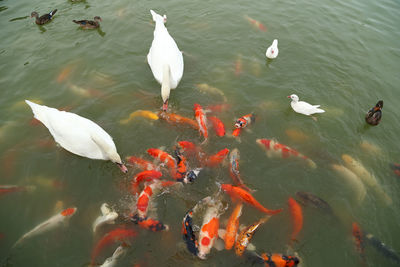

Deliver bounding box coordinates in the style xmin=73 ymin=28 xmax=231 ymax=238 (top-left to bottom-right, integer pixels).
xmin=147 ymin=9 xmax=184 ymax=111
xmin=265 ymin=39 xmax=278 ymax=59
xmin=25 ymin=100 xmax=128 ymax=173
xmin=288 ymin=94 xmax=325 ymax=116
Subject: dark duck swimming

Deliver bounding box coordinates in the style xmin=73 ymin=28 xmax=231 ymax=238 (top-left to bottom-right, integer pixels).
xmin=365 ymin=100 xmax=383 ymax=126
xmin=31 ymin=9 xmax=57 ymax=25
xmin=73 ymin=16 xmax=102 ymax=29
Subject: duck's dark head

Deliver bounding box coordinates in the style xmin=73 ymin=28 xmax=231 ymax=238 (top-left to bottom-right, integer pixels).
xmin=31 ymin=12 xmax=39 ymax=18
xmin=94 ymin=16 xmax=102 ymax=22
xmin=376 ymin=100 xmax=383 ymax=109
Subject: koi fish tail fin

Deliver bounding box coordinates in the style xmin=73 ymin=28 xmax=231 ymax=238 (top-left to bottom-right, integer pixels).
xmin=266 ymin=208 xmax=283 ymax=215
xmin=306 ymin=159 xmax=317 ymax=169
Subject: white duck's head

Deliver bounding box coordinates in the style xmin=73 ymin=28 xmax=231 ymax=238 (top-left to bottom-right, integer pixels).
xmin=150 ymin=10 xmax=167 ymax=24
xmin=108 ymin=152 xmax=128 ymax=173
xmin=288 ymin=94 xmax=299 ymax=102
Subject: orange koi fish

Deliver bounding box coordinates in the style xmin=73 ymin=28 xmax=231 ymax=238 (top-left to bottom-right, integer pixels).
xmin=193 ymin=103 xmax=208 ymax=142
xmin=173 ymin=151 xmax=188 ymax=181
xmin=256 ymin=139 xmax=316 ymax=169
xmin=352 ymin=222 xmax=366 ymax=265
xmin=147 ymin=148 xmax=177 ymax=173
xmin=208 ymin=116 xmax=225 ymax=137
xmin=131 ymin=170 xmax=163 ymax=195
xmin=260 ymin=253 xmax=300 ymax=267
xmin=390 ymin=163 xmax=400 ymax=177
xmin=203 ymin=148 xmax=229 ymax=167
xmin=126 ymin=156 xmax=157 ymax=171
xmin=198 ymin=198 xmax=223 ymax=259
xmin=235 ymin=113 xmax=255 ymax=129
xmin=222 ymin=203 xmax=243 ymax=250
xmin=91 ymin=228 xmax=137 ymax=265
xmin=177 ymin=141 xmax=205 ymax=161
xmin=232 ymin=128 xmax=242 ymax=137
xmin=0 ymin=185 xmax=34 ymax=196
xmin=158 ymin=111 xmax=199 ymax=130
xmin=288 ymin=197 xmax=303 ymax=242
xmin=229 ymin=148 xmax=251 ymax=191
xmin=182 ymin=209 xmax=199 ymax=255
xmin=244 ymin=15 xmax=267 ymax=32
xmin=57 ymin=64 xmax=75 ymax=83
xmin=235 ymin=216 xmax=270 ymax=256
xmin=221 ymin=184 xmax=282 ymax=215
xmin=131 ymin=214 xmax=168 ymax=232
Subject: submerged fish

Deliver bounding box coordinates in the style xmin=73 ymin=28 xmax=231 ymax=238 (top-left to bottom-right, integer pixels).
xmin=195 ymin=83 xmax=227 ymax=102
xmin=203 ymin=148 xmax=229 ymax=167
xmin=352 ymin=222 xmax=366 ymax=265
xmin=0 ymin=185 xmax=35 ymax=196
xmin=120 ymin=110 xmax=159 ymax=124
xmin=100 ymin=244 xmax=128 ymax=267
xmin=182 ymin=209 xmax=199 ymax=255
xmin=126 ymin=156 xmax=157 ymax=171
xmin=208 ymin=116 xmax=225 ymax=137
xmin=220 ymin=203 xmax=243 ymax=250
xmin=234 ymin=54 xmax=243 ymax=76
xmin=331 ymin=164 xmax=366 ymax=205
xmin=158 ymin=111 xmax=199 ymax=130
xmin=93 ymin=203 xmax=118 ymax=233
xmin=295 ymin=191 xmax=333 ymax=214
xmin=359 ymin=140 xmax=382 ymax=155
xmin=285 ymin=128 xmax=309 ymax=143
xmin=244 ymin=15 xmax=267 ymax=32
xmin=365 ymin=232 xmax=400 ymax=264
xmin=235 ymin=216 xmax=270 ymax=256
xmin=194 ymin=103 xmax=208 ymax=143
xmin=258 ymin=252 xmax=300 ymax=267
xmin=288 ymin=197 xmax=303 ymax=242
xmin=235 ymin=113 xmax=255 ymax=129
xmin=229 ymin=148 xmax=251 ymax=191
xmin=14 ymin=207 xmax=77 ymax=247
xmin=131 ymin=214 xmax=168 ymax=232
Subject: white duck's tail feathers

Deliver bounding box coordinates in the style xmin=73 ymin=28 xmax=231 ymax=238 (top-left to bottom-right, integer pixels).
xmin=25 ymin=100 xmax=49 ymax=125
xmin=314 ymin=108 xmax=325 ymax=113
xmin=313 ymin=105 xmax=321 ymax=108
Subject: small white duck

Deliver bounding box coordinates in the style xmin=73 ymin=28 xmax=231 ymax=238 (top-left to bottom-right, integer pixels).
xmin=288 ymin=94 xmax=325 ymax=116
xmin=147 ymin=9 xmax=184 ymax=111
xmin=93 ymin=203 xmax=118 ymax=233
xmin=265 ymin=39 xmax=278 ymax=59
xmin=25 ymin=100 xmax=128 ymax=173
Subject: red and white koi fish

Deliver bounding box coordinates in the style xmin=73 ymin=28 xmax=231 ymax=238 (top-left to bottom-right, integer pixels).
xmin=0 ymin=185 xmax=35 ymax=196
xmin=131 ymin=214 xmax=169 ymax=232
xmin=203 ymin=148 xmax=229 ymax=167
xmin=13 ymin=207 xmax=77 ymax=247
xmin=221 ymin=184 xmax=282 ymax=215
xmin=158 ymin=111 xmax=199 ymax=130
xmin=235 ymin=216 xmax=270 ymax=256
xmin=288 ymin=197 xmax=303 ymax=243
xmin=352 ymin=222 xmax=366 ymax=265
xmin=229 ymin=148 xmax=251 ymax=191
xmin=220 ymin=203 xmax=243 ymax=250
xmin=93 ymin=203 xmax=118 ymax=233
xmin=126 ymin=156 xmax=157 ymax=171
xmin=256 ymin=139 xmax=316 ymax=168
xmin=235 ymin=113 xmax=255 ymax=129
xmin=198 ymin=197 xmax=224 ymax=259
xmin=147 ymin=148 xmax=177 ymax=174
xmin=193 ymin=103 xmax=208 ymax=143
xmin=208 ymin=116 xmax=225 ymax=137
xmin=91 ymin=228 xmax=137 ymax=265
xmin=131 ymin=170 xmax=163 ymax=195
xmin=244 ymin=15 xmax=267 ymax=32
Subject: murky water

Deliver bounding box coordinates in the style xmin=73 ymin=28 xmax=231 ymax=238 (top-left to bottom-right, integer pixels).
xmin=1 ymin=0 xmax=400 ymax=266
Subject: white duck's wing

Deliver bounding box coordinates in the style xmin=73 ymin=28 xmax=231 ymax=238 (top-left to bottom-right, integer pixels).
xmin=294 ymin=101 xmax=324 ymax=115
xmin=26 ymin=100 xmax=115 ymax=160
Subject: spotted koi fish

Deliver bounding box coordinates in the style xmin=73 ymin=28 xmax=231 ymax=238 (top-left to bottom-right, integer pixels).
xmin=131 ymin=214 xmax=168 ymax=232
xmin=131 ymin=170 xmax=163 ymax=195
xmin=260 ymin=253 xmax=300 ymax=267
xmin=235 ymin=113 xmax=255 ymax=129
xmin=256 ymin=139 xmax=316 ymax=168
xmin=173 ymin=150 xmax=188 ymax=181
xmin=235 ymin=216 xmax=270 ymax=256
xmin=193 ymin=103 xmax=208 ymax=143
xmin=229 ymin=148 xmax=251 ymax=191
xmin=182 ymin=210 xmax=199 ymax=255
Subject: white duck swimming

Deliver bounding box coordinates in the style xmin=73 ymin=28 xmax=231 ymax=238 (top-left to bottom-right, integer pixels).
xmin=265 ymin=39 xmax=278 ymax=59
xmin=147 ymin=9 xmax=184 ymax=111
xmin=25 ymin=100 xmax=128 ymax=173
xmin=288 ymin=94 xmax=325 ymax=116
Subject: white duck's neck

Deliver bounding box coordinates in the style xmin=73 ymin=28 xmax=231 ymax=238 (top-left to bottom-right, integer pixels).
xmin=161 ymin=65 xmax=171 ymax=102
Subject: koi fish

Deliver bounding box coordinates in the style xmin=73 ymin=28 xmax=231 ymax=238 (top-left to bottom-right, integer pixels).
xmin=131 ymin=170 xmax=163 ymax=195
xmin=352 ymin=222 xmax=366 ymax=265
xmin=93 ymin=203 xmax=118 ymax=233
xmin=208 ymin=116 xmax=225 ymax=137
xmin=182 ymin=209 xmax=199 ymax=255
xmin=13 ymin=207 xmax=77 ymax=247
xmin=126 ymin=156 xmax=157 ymax=171
xmin=195 ymin=84 xmax=227 ymax=102
xmin=205 ymin=103 xmax=231 ymax=113
xmin=91 ymin=228 xmax=137 ymax=265
xmin=235 ymin=113 xmax=255 ymax=129
xmin=259 ymin=253 xmax=300 ymax=267
xmin=158 ymin=111 xmax=199 ymax=130
xmin=390 ymin=163 xmax=400 ymax=177
xmin=147 ymin=148 xmax=177 ymax=174
xmin=203 ymin=148 xmax=229 ymax=167
xmin=183 ymin=168 xmax=202 ymax=184
xmin=172 ymin=151 xmax=188 ymax=181
xmin=365 ymin=232 xmax=400 ymax=264
xmin=177 ymin=141 xmax=205 ymax=161
xmin=244 ymin=15 xmax=267 ymax=32
xmin=220 ymin=203 xmax=243 ymax=250
xmin=232 ymin=128 xmax=242 ymax=137
xmin=221 ymin=184 xmax=282 ymax=215
xmin=288 ymin=197 xmax=303 ymax=242
xmin=285 ymin=128 xmax=309 ymax=143
xmin=235 ymin=216 xmax=270 ymax=256
xmin=68 ymin=83 xmax=103 ymax=98
xmin=342 ymin=154 xmax=392 ymax=205
xmin=131 ymin=214 xmax=168 ymax=232
xmin=57 ymin=64 xmax=75 ymax=83
xmin=30 ymin=176 xmax=64 ymax=190
xmin=198 ymin=197 xmax=223 ymax=259
xmin=229 ymin=148 xmax=251 ymax=191
xmin=0 ymin=185 xmax=35 ymax=196
xmin=194 ymin=103 xmax=208 ymax=142
xmin=331 ymin=164 xmax=366 ymax=205
xmin=234 ymin=54 xmax=243 ymax=76
xmin=295 ymin=191 xmax=333 ymax=214
xmin=359 ymin=140 xmax=382 ymax=155
xmin=119 ymin=110 xmax=159 ymax=124
xmin=256 ymin=138 xmax=317 ymax=169
xmin=100 ymin=244 xmax=128 ymax=267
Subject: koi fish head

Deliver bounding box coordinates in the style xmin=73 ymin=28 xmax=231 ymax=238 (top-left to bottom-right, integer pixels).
xmin=61 ymin=207 xmax=77 ymax=217
xmin=234 ymin=118 xmax=247 ymax=128
xmin=183 ymin=168 xmax=202 ymax=184
xmin=221 ymin=184 xmax=233 ymax=193
xmin=341 ymin=154 xmax=355 ymax=165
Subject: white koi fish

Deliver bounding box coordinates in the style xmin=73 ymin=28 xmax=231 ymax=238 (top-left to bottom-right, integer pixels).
xmin=331 ymin=164 xmax=366 ymax=205
xmin=93 ymin=203 xmax=118 ymax=233
xmin=100 ymin=244 xmax=127 ymax=267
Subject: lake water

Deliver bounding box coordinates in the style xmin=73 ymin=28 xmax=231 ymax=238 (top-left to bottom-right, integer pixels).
xmin=1 ymin=0 xmax=400 ymax=266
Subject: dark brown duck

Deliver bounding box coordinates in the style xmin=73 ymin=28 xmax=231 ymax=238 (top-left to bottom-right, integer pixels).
xmin=31 ymin=9 xmax=57 ymax=25
xmin=365 ymin=100 xmax=383 ymax=126
xmin=73 ymin=16 xmax=102 ymax=29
